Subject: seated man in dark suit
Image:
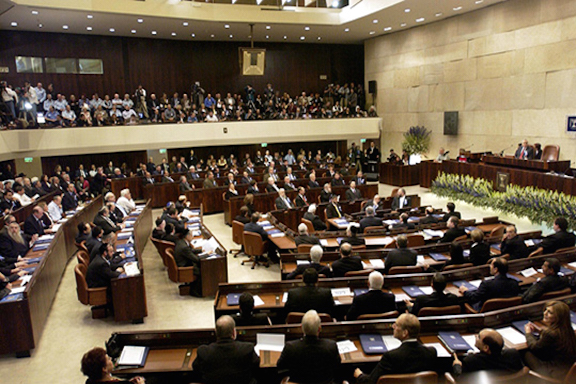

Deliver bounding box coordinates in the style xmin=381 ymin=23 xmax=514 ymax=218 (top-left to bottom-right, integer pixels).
xmin=24 ymin=206 xmax=49 ymax=236
xmin=419 ymin=207 xmax=439 ymax=225
xmin=522 ymin=258 xmax=568 ymax=303
xmin=151 ymin=217 xmax=167 ymax=240
xmin=390 ymin=213 xmax=415 ymax=231
xmin=308 ymin=172 xmax=320 ymax=189
xmin=265 ymin=178 xmax=280 ymax=193
xmin=283 ymin=175 xmax=296 ymax=192
xmin=233 ymin=206 xmax=251 ymax=225
xmin=62 ymin=183 xmax=79 ymax=212
xmin=355 ymin=313 xmax=438 ymax=383
xmin=174 ymin=229 xmax=202 ymax=296
xmin=277 ymin=310 xmax=341 ymax=384
xmin=162 ymin=206 xmax=187 ymax=235
xmin=440 ymin=216 xmax=467 ymax=243
xmin=459 ymin=257 xmax=520 ymax=311
xmin=514 ymin=139 xmax=535 ymax=160
xmin=93 ymin=206 xmax=123 ymax=235
xmin=441 ymin=202 xmax=461 ymax=222
xmin=391 ymin=188 xmax=411 ymax=211
xmin=340 ymin=224 xmax=365 ymax=247
xmin=285 ymin=268 xmax=334 ymax=315
xmin=345 ymin=181 xmax=362 ymax=202
xmin=294 ymin=186 xmax=309 ymax=208
xmin=452 ymin=329 xmax=524 ymax=378
xmin=384 ymin=234 xmax=417 ymax=274
xmin=275 ymin=188 xmax=293 ymax=210
xmin=325 ymin=194 xmax=344 ymax=219
xmin=320 ymin=183 xmax=332 ymax=203
xmin=359 ymin=206 xmax=383 ymax=233
xmin=85 ymin=226 xmax=103 ymax=257
xmin=500 ymin=225 xmax=528 ymax=260
xmin=240 ymin=171 xmax=253 ymax=185
xmin=246 ymin=179 xmax=260 ymax=195
xmin=346 ymin=271 xmax=396 ymax=320
xmin=163 ymin=223 xmax=180 ymax=244
xmin=75 ymin=222 xmax=92 ymax=244
xmin=231 ymin=292 xmax=271 ymax=327
xmin=537 ymin=217 xmax=576 ymax=254
xmin=244 ymin=213 xmax=279 ymax=263
xmin=287 ymin=245 xmax=331 ymax=280
xmin=203 ymin=171 xmax=218 ymax=189
xmin=224 ymin=183 xmax=239 ymax=200
xmin=404 ymin=273 xmax=459 ymax=315
xmin=193 ymin=315 xmax=260 ymax=384
xmin=86 ymin=243 xmax=123 ymax=289
xmin=179 ymin=175 xmax=193 ymax=192
xmin=294 ymin=223 xmax=321 ymax=246
xmin=469 ymin=229 xmax=491 ymax=266
xmin=352 ymin=170 xmax=366 ymax=186
xmin=142 ymin=171 xmax=155 ymax=186
xmin=332 ymin=242 xmax=363 ymax=277
xmin=331 ymin=172 xmax=345 ymax=187
xmin=304 ymin=204 xmax=327 ymax=231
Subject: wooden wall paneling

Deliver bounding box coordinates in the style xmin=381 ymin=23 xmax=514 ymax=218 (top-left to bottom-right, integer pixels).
xmin=41 ymin=150 xmax=147 ymax=177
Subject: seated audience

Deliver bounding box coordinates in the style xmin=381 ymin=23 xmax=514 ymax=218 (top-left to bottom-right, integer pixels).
xmin=294 ymin=223 xmax=321 ymax=246
xmin=469 ymin=229 xmax=491 ymax=265
xmin=384 ymin=234 xmax=417 ymax=274
xmin=85 ymin=226 xmax=103 ymax=257
xmin=23 ymin=206 xmax=49 ymax=236
xmin=303 ymin=204 xmax=327 ymax=231
xmin=419 ymin=206 xmax=439 ymax=225
xmin=522 ymin=258 xmax=568 ymax=303
xmin=231 ymin=292 xmax=271 ymax=327
xmin=116 ymin=189 xmax=136 ymax=214
xmin=0 ymin=219 xmax=34 ymax=260
xmin=346 ymin=271 xmax=395 ymax=320
xmin=151 ymin=217 xmax=167 ymax=240
xmin=285 ymin=268 xmax=334 ymax=315
xmin=320 ymin=183 xmax=332 ymax=203
xmin=443 ymin=242 xmax=466 ymax=270
xmin=340 ymin=224 xmax=365 ymax=246
xmin=294 ymin=186 xmax=309 ymax=208
xmin=435 ymin=147 xmax=450 ymax=163
xmin=441 ymin=202 xmax=461 ymax=222
xmin=331 ymin=242 xmax=363 ymax=277
xmin=440 ymin=216 xmax=466 ymax=243
xmin=405 ymin=273 xmax=459 ymax=315
xmin=224 ymin=183 xmax=239 ymax=200
xmin=275 ymin=188 xmax=293 ymax=210
xmin=391 ymin=188 xmax=411 ymax=211
xmin=81 ymin=347 xmax=145 ymax=384
xmin=359 ymin=206 xmax=382 ymax=233
xmin=500 ymin=225 xmax=528 ymax=260
xmin=538 ymin=217 xmax=576 ymax=254
xmin=75 ymin=222 xmax=92 ymax=244
xmin=93 ymin=206 xmax=123 ymax=235
xmin=62 ymin=183 xmax=79 ymax=212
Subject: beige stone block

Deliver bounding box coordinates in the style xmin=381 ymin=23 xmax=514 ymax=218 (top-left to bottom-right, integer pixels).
xmin=510 ymin=74 xmax=546 ymax=109
xmin=472 ymin=111 xmax=513 ymax=137
xmin=381 ymin=113 xmax=418 ymax=133
xmin=432 ymin=83 xmax=465 ymax=112
xmin=545 ymin=69 xmax=576 ymax=108
xmin=416 ymin=112 xmax=444 ymax=135
xmin=510 ymin=50 xmax=526 ymax=76
xmin=456 ymin=8 xmax=494 ymax=40
xmin=514 ymin=21 xmax=562 ymax=50
xmin=394 ymin=67 xmax=421 ymax=88
xmin=365 ymin=56 xmax=390 ymax=75
xmin=370 ymin=71 xmax=395 ymax=90
xmin=511 ymin=109 xmax=567 ymax=138
xmin=424 ymin=42 xmax=468 ymax=66
xmin=477 ymin=52 xmax=513 ymax=79
xmin=492 ymin=0 xmax=542 ymax=34
xmin=469 ymin=31 xmax=516 ymax=58
xmin=541 ymin=0 xmax=576 ymax=23
xmin=524 ymin=40 xmax=576 ymax=74
xmin=444 ymin=59 xmax=477 ymax=83
xmin=381 ymin=88 xmax=409 ymax=114
xmin=465 ymin=79 xmax=512 ymax=111
xmin=420 ymin=64 xmax=444 ymax=85
xmin=408 ymin=86 xmax=431 ymax=113
xmin=560 ymin=16 xmax=576 ymax=41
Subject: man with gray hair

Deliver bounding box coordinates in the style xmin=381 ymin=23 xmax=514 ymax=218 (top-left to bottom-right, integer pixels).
xmin=294 ymin=223 xmax=321 ymax=246
xmin=116 ymin=188 xmax=136 ymax=214
xmin=303 ymin=203 xmax=327 ymax=231
xmin=277 ymin=310 xmax=341 ymax=384
xmin=287 ymin=245 xmax=331 ymax=280
xmin=346 ymin=271 xmax=395 ymax=320
xmin=275 ymin=188 xmax=293 ymax=210
xmin=359 ymin=206 xmax=383 ymax=233
xmin=193 ymin=315 xmax=259 ymax=384
xmin=384 ymin=234 xmax=417 ymax=275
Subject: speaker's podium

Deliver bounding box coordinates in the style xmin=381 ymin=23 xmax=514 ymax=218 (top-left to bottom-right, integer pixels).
xmin=366 ymin=161 xmax=379 ymax=181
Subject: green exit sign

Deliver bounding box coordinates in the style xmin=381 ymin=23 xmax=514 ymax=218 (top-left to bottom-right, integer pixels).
xmin=261 ymin=143 xmax=268 ymax=147
xmin=360 ymin=139 xmax=366 ymax=143
xmin=159 ymin=149 xmax=167 ymax=154
xmin=24 ymin=157 xmax=33 ymax=163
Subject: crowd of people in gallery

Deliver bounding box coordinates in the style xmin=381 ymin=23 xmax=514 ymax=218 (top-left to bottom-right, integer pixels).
xmin=0 ymin=80 xmax=378 ymax=128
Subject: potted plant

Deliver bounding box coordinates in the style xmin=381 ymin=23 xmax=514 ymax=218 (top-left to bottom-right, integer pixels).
xmin=402 ymin=126 xmax=430 ymax=164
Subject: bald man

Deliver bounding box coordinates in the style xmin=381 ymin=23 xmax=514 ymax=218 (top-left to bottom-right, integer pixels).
xmin=452 ymin=328 xmax=523 ymax=377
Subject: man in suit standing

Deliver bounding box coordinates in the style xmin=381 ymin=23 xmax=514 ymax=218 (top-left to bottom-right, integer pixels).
xmin=346 ymin=271 xmax=395 ymax=320
xmin=294 ymin=223 xmax=321 ymax=246
xmin=294 ymin=186 xmax=309 ymax=208
xmin=244 ymin=213 xmax=279 ymax=263
xmin=355 ymin=314 xmax=437 ymax=383
xmin=384 ymin=234 xmax=417 ymax=274
xmin=522 ymin=258 xmax=568 ymax=303
xmin=538 ymin=217 xmax=576 ymax=254
xmin=419 ymin=207 xmax=439 ymax=225
xmin=359 ymin=206 xmax=383 ymax=233
xmin=441 ymin=202 xmax=461 ymax=222
xmin=275 ymin=188 xmax=293 ymax=210
xmin=345 ymin=181 xmax=362 ymax=202
xmin=440 ymin=217 xmax=467 ymax=243
xmin=285 ymin=268 xmax=334 ymax=315
xmin=287 ymin=245 xmax=331 ymax=280
xmin=514 ymin=139 xmax=535 ymax=160
xmin=277 ymin=310 xmax=341 ymax=384
xmin=24 ymin=206 xmax=50 ymax=236
xmin=404 ymin=273 xmax=459 ymax=315
xmin=86 ymin=243 xmax=123 ymax=289
xmin=332 ymin=242 xmax=363 ymax=277
xmin=193 ymin=315 xmax=259 ymax=384
xmin=500 ymin=225 xmax=528 ymax=260
xmin=391 ymin=188 xmax=411 ymax=211
xmin=459 ymin=257 xmax=520 ymax=311
xmin=304 ymin=204 xmax=327 ymax=231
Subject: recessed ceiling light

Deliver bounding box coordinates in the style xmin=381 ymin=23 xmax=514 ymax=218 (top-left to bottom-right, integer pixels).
xmin=38 ymin=24 xmax=43 ymax=28
xmin=131 ymin=29 xmax=136 ymax=34
xmin=62 ymin=25 xmax=69 ymax=30
xmin=304 ymin=26 xmax=310 ymax=31
xmin=87 ymin=14 xmax=93 ymax=19
xmin=151 ymin=31 xmax=157 ymax=35
xmin=475 ymin=0 xmax=484 ymax=3
xmin=373 ymin=19 xmax=378 ymax=24
xmin=435 ymin=12 xmax=443 ymax=17
xmin=266 ymin=35 xmax=269 ymax=39
xmin=300 ymin=36 xmax=305 ymax=40
xmin=344 ymin=28 xmax=349 ymax=32
xmin=224 ymin=24 xmax=230 ymax=29
xmin=369 ymin=31 xmax=376 ymax=35
xmin=229 ymin=34 xmax=233 ymax=38
xmin=256 ymin=0 xmax=263 ymax=4
xmin=31 ymin=10 xmax=38 ymax=15
xmin=416 ymin=17 xmax=425 ymax=22
xmin=183 ymin=22 xmax=189 ymax=26
xmin=283 ymin=35 xmax=287 ymax=39
xmin=400 ymin=23 xmax=407 ymax=27
xmin=211 ymin=34 xmax=215 ymax=38
xmin=86 ymin=26 xmax=93 ymax=31
xmin=453 ymin=6 xmax=462 ymax=11
xmin=404 ymin=8 xmax=411 ymax=13
xmin=317 ymin=36 xmax=321 ymax=40
xmin=11 ymin=22 xmax=17 ymax=27
xmin=266 ymin=25 xmax=271 ymax=30
xmin=384 ymin=27 xmax=392 ymax=31
xmin=191 ymin=33 xmax=196 ymax=37
xmin=171 ymin=32 xmax=177 ymax=36
xmin=109 ymin=28 xmax=115 ymax=33
xmin=137 ymin=18 xmax=144 ymax=23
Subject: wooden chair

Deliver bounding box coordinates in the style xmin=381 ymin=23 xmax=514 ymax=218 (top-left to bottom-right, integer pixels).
xmin=528 ymin=247 xmax=543 ymax=258
xmin=360 ymin=200 xmax=368 ymax=211
xmin=443 ymin=263 xmax=473 ymax=272
xmin=75 ymin=240 xmax=89 ymax=253
xmin=418 ymin=305 xmax=461 ymax=317
xmin=74 ymin=264 xmax=108 ymax=319
xmin=345 ymin=268 xmax=373 ymax=277
xmin=365 ymin=226 xmax=385 ymax=234
xmin=539 ymin=287 xmax=571 ymax=301
xmin=165 ymin=248 xmax=198 ymax=295
xmin=406 ymin=234 xmax=425 ymax=247
xmin=454 ymin=234 xmax=468 ymax=242
xmin=76 ymin=250 xmax=90 ymax=267
xmin=357 ymin=310 xmax=399 ymax=320
xmin=150 ymin=236 xmax=175 ymax=267
xmin=376 ymin=371 xmax=437 ymax=384
xmin=465 ymin=296 xmax=522 ymax=314
xmin=489 ymin=225 xmax=506 ymax=238
xmin=242 ymin=231 xmax=269 ymax=269
xmin=301 ymin=218 xmax=315 ymax=234
xmin=388 ymin=266 xmax=423 ymax=275
xmin=482 ymin=216 xmax=499 ymax=225
xmin=286 ymin=312 xmax=334 ymax=324
xmin=555 ymin=246 xmax=576 ymax=253
xmin=390 ymin=188 xmax=399 ymax=198
xmin=528 ymin=362 xmax=576 ymax=384
xmin=542 ymin=145 xmax=560 ymax=162
xmin=352 ymin=244 xmax=367 ymax=251
xmin=230 ymin=220 xmax=245 ymax=257
xmin=384 ymin=239 xmax=397 ymax=249
xmin=446 ymin=367 xmax=529 ymax=384
xmin=297 ymin=244 xmax=314 ymax=254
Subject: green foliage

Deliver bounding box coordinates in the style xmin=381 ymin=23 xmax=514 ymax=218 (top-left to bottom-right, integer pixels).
xmin=402 ymin=126 xmax=431 ymax=156
xmin=431 ymin=172 xmax=576 ymax=229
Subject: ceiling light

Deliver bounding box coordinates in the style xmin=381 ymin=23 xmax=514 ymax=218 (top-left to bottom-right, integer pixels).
xmin=256 ymin=0 xmax=263 ymax=4
xmin=400 ymin=23 xmax=407 ymax=27
xmin=453 ymin=6 xmax=462 ymax=11
xmin=131 ymin=29 xmax=136 ymax=34
xmin=183 ymin=22 xmax=189 ymax=26
xmin=87 ymin=15 xmax=93 ymax=19
xmin=266 ymin=35 xmax=269 ymax=39
xmin=151 ymin=31 xmax=157 ymax=35
xmin=211 ymin=34 xmax=215 ymax=38
xmin=304 ymin=26 xmax=310 ymax=31
xmin=283 ymin=35 xmax=287 ymax=39
xmin=344 ymin=28 xmax=349 ymax=32
xmin=109 ymin=28 xmax=115 ymax=33
xmin=475 ymin=0 xmax=484 ymax=3
xmin=31 ymin=11 xmax=38 ymax=15
xmin=266 ymin=25 xmax=271 ymax=30
xmin=229 ymin=34 xmax=233 ymax=38
xmin=300 ymin=36 xmax=305 ymax=40
xmin=435 ymin=12 xmax=443 ymax=17
xmin=404 ymin=8 xmax=411 ymax=13
xmin=171 ymin=32 xmax=177 ymax=36
xmin=86 ymin=26 xmax=93 ymax=31
xmin=369 ymin=31 xmax=375 ymax=35
xmin=416 ymin=17 xmax=425 ymax=22
xmin=63 ymin=25 xmax=69 ymax=30
xmin=331 ymin=0 xmax=339 ymax=7
xmin=137 ymin=18 xmax=144 ymax=23
xmin=384 ymin=27 xmax=392 ymax=31
xmin=317 ymin=37 xmax=321 ymax=40
xmin=11 ymin=22 xmax=17 ymax=27
xmin=373 ymin=19 xmax=378 ymax=24
xmin=38 ymin=24 xmax=43 ymax=28
xmin=191 ymin=33 xmax=196 ymax=37
xmin=225 ymin=24 xmax=230 ymax=29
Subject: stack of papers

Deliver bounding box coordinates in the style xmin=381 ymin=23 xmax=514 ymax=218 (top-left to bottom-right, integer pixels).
xmin=520 ymin=267 xmax=538 ymax=278
xmin=337 ymin=340 xmax=357 ymax=354
xmin=124 ymin=262 xmax=140 ymax=277
xmin=319 ymin=239 xmax=329 ymax=246
xmin=425 ymin=343 xmax=451 ymax=357
xmin=117 ymin=346 xmax=149 ymax=367
xmin=368 ymin=259 xmax=384 ymax=269
xmin=296 ymin=260 xmax=310 ymax=266
xmin=254 ymin=333 xmax=285 ymax=356
xmin=423 ymin=229 xmax=444 ymax=238
xmin=497 ymin=327 xmax=526 ymax=345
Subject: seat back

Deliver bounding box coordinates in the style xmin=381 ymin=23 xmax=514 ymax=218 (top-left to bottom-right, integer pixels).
xmin=480 ymin=296 xmax=522 ymax=313
xmin=454 ymin=234 xmax=468 ymax=242
xmin=164 ymin=248 xmax=179 ymax=283
xmin=345 ymin=268 xmax=373 ymax=277
xmin=540 ymin=287 xmax=571 ymax=301
xmin=542 ymin=145 xmax=560 ymax=162
xmin=388 ymin=265 xmax=422 ymax=275
xmin=297 ymin=244 xmax=314 ymax=254
xmin=357 ymin=310 xmax=399 ymax=320
xmin=75 ymin=240 xmax=89 ymax=253
xmin=365 ymin=226 xmax=385 ymax=234
xmin=489 ymin=225 xmax=506 ymax=238
xmin=360 ymin=200 xmax=368 ymax=211
xmin=482 ymin=216 xmax=499 ymax=225
xmin=418 ymin=305 xmax=461 ymax=317
xmin=443 ymin=263 xmax=473 ymax=272
xmin=76 ymin=250 xmax=90 ymax=267
xmin=563 ymin=362 xmax=576 ymax=384
xmin=150 ymin=236 xmax=176 ymax=266
xmin=555 ymin=246 xmax=576 ymax=253
xmin=406 ymin=234 xmax=425 ymax=247
xmin=74 ymin=263 xmax=89 ymax=305
xmin=384 ymin=239 xmax=397 ymax=249
xmin=286 ymin=312 xmax=333 ymax=324
xmin=301 ymin=218 xmax=315 ymax=233
xmin=243 ymin=231 xmax=266 ymax=257
xmin=376 ymin=371 xmax=437 ymax=384
xmin=232 ymin=220 xmax=245 ymax=246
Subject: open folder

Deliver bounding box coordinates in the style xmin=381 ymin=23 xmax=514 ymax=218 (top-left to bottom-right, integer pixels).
xmin=117 ymin=345 xmax=149 ymax=367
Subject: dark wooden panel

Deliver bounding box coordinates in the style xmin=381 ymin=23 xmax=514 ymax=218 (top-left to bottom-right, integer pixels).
xmin=379 ymin=163 xmax=421 ymax=186
xmin=41 ymin=150 xmax=147 ymax=177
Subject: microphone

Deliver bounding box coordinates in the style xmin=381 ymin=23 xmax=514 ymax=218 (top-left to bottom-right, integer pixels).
xmin=499 ymin=145 xmax=513 ymax=157
xmin=462 ymin=144 xmax=474 ymax=150
xmin=444 ymin=151 xmax=450 ymax=155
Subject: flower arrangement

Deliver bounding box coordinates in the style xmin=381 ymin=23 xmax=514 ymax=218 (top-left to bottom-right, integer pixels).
xmin=431 ymin=172 xmax=576 ymax=229
xmin=402 ymin=126 xmax=431 ymax=156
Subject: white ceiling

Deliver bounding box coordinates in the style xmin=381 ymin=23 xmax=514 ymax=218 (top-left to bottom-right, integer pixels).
xmin=0 ymin=0 xmax=506 ymax=44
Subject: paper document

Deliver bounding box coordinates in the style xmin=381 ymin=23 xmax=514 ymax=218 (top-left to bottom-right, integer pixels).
xmin=425 ymin=343 xmax=451 ymax=357
xmin=382 ymin=335 xmax=401 ymax=351
xmin=9 ymin=286 xmax=26 ymax=294
xmin=470 ymin=280 xmax=482 ymax=288
xmin=337 ymin=340 xmax=357 ymax=354
xmin=497 ymin=327 xmax=526 ymax=345
xmin=331 ymin=287 xmax=352 ymax=297
xmin=124 ymin=262 xmax=140 ymax=277
xmin=394 ymin=293 xmax=411 ymax=302
xmin=270 ymin=233 xmax=285 ymax=238
xmin=369 ymin=259 xmax=384 ymax=269
xmin=420 ymin=286 xmax=434 ymax=295
xmin=253 ymin=295 xmax=265 ymax=307
xmin=38 ymin=234 xmax=54 ymax=241
xmin=19 ymin=275 xmax=33 ymax=285
xmin=257 ymin=221 xmax=271 ymax=227
xmin=254 ymin=333 xmax=285 ymax=356
xmin=462 ymin=335 xmax=480 ymax=353
xmin=525 ymin=239 xmax=535 ymax=246
xmin=118 ymin=346 xmax=148 ymax=366
xmin=361 ymin=261 xmax=370 ymax=269
xmin=417 ymin=255 xmax=426 ymax=265
xmin=520 ymin=267 xmax=538 ymax=278
xmin=319 ymin=239 xmax=328 ymax=246
xmin=296 ymin=260 xmax=310 ymax=266
xmin=51 ymin=224 xmax=62 ymax=232
xmin=201 ymin=237 xmax=220 ymax=253
xmin=569 ymin=262 xmax=576 ymax=269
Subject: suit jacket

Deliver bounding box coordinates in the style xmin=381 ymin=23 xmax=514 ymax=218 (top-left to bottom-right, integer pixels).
xmin=277 ymin=336 xmax=341 ymax=384
xmin=384 ymin=248 xmax=417 ymax=274
xmin=391 ymin=222 xmax=415 ymax=231
xmin=320 ymin=190 xmax=332 ymax=203
xmin=308 ymin=180 xmax=320 ymax=189
xmin=345 ymin=188 xmax=362 ymax=201
xmin=244 ymin=222 xmax=269 ymax=241
xmin=179 ymin=181 xmax=193 ymax=192
xmin=440 ymin=227 xmax=467 ymax=243
xmin=203 ymin=178 xmax=217 ymax=189
xmin=0 ymin=232 xmax=30 ymax=259
xmin=225 ymin=190 xmax=239 ymax=200
xmin=441 ymin=211 xmax=461 ymax=222
xmin=231 ymin=313 xmax=270 ymax=327
xmin=522 ymin=274 xmax=568 ymax=303
xmin=359 ymin=216 xmax=383 ymax=233
xmin=193 ymin=339 xmax=259 ymax=384
xmin=294 ymin=194 xmax=309 ymax=208
xmin=286 ymin=262 xmax=332 ymax=280
xmin=332 ymin=256 xmax=363 ymax=277
xmin=325 ymin=203 xmax=343 ymax=219
xmin=62 ymin=191 xmax=79 ymax=212
xmin=352 ymin=176 xmax=366 ymax=185
xmin=233 ymin=215 xmax=250 ymax=225
xmin=340 ymin=236 xmax=365 ymax=246
xmin=284 ymin=182 xmax=296 ymax=191
xmin=391 ymin=195 xmax=411 ymax=210
xmin=463 ymin=274 xmax=520 ymax=309
xmin=346 ymin=290 xmax=396 ymax=320
xmin=294 ymin=234 xmax=321 ymax=246
xmin=0 ymin=198 xmax=20 ymax=212
xmin=515 ymin=146 xmax=535 ymax=160
xmin=247 ymin=186 xmax=260 ymax=195
xmin=174 ymin=239 xmax=201 ymax=270
xmin=86 ymin=255 xmax=121 ymax=288
xmin=143 ymin=177 xmax=155 ymax=186
xmin=541 ymin=230 xmax=576 ymax=254
xmin=240 ymin=176 xmax=253 ymax=185
xmin=24 ymin=215 xmax=46 ymax=236
xmin=409 ymin=291 xmax=460 ymax=316
xmin=266 ymin=184 xmax=280 ymax=193
xmin=419 ymin=215 xmax=439 ymax=225
xmin=363 ymin=199 xmax=382 ymax=212
xmin=455 ymin=348 xmax=524 ymax=376
xmin=469 ymin=241 xmax=491 ymax=266
xmin=275 ymin=196 xmax=293 ymax=210
xmin=331 ymin=178 xmax=345 ymax=187
xmin=285 ymin=285 xmax=334 ymax=315
xmin=304 ymin=212 xmax=327 ymax=231
xmin=93 ymin=213 xmax=121 ymax=235
xmin=163 ymin=214 xmax=186 ymax=235
xmin=501 ymin=236 xmax=528 ymax=260
xmin=85 ymin=236 xmax=101 ymax=256
xmin=357 ymin=341 xmax=437 ymax=383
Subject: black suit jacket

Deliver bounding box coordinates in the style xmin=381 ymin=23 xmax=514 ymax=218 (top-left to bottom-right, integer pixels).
xmin=294 ymin=234 xmax=321 ymax=246
xmin=86 ymin=255 xmax=121 ymax=288
xmin=93 ymin=213 xmax=121 ymax=235
xmin=285 ymin=285 xmax=334 ymax=315
xmin=522 ymin=274 xmax=568 ymax=303
xmin=469 ymin=242 xmax=491 ymax=265
xmin=515 ymin=146 xmax=535 ymax=159
xmin=308 ymin=180 xmax=320 ymax=189
xmin=384 ymin=248 xmax=417 ymax=274
xmin=440 ymin=227 xmax=467 ymax=243
xmin=325 ymin=203 xmax=343 ymax=219
xmin=320 ymin=189 xmax=332 ymax=203
xmin=303 ymin=212 xmax=327 ymax=231
xmin=275 ymin=196 xmax=293 ymax=210
xmin=193 ymin=339 xmax=259 ymax=384
xmin=62 ymin=191 xmax=79 ymax=212
xmin=419 ymin=215 xmax=439 ymax=225
xmin=391 ymin=195 xmax=411 ymax=210
xmin=246 ymin=186 xmax=260 ymax=195
xmin=0 ymin=232 xmax=30 ymax=259
xmin=463 ymin=274 xmax=520 ymax=309
xmin=409 ymin=291 xmax=459 ymax=316
xmin=441 ymin=211 xmax=461 ymax=222
xmin=294 ymin=194 xmax=308 ymax=208
xmin=360 ymin=216 xmax=383 ymax=233
xmin=244 ymin=222 xmax=269 ymax=242
xmin=340 ymin=236 xmax=365 ymax=246
xmin=277 ymin=336 xmax=341 ymax=384
xmin=174 ymin=239 xmax=201 ymax=270
xmin=286 ymin=262 xmax=332 ymax=280
xmin=85 ymin=236 xmax=101 ymax=256
xmin=346 ymin=290 xmax=396 ymax=320
xmin=332 ymin=256 xmax=363 ymax=277
xmin=345 ymin=188 xmax=362 ymax=201
xmin=501 ymin=236 xmax=528 ymax=260
xmin=231 ymin=313 xmax=270 ymax=327
xmin=455 ymin=348 xmax=524 ymax=376
xmin=541 ymin=230 xmax=576 ymax=254
xmin=24 ymin=215 xmax=46 ymax=236
xmin=357 ymin=341 xmax=437 ymax=383
xmin=240 ymin=176 xmax=253 ymax=185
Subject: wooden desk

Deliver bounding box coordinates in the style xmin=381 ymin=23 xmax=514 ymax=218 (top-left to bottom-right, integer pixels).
xmin=379 ymin=163 xmax=421 ymax=186
xmin=481 ymin=155 xmax=570 ymax=173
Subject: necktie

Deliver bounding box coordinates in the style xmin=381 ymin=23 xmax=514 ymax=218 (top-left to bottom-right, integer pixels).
xmin=335 ymin=204 xmax=341 ymax=218
xmin=520 ymin=150 xmax=525 ymax=159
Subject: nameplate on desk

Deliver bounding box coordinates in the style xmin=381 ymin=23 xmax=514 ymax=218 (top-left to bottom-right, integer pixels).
xmin=270 ymin=233 xmax=285 ymax=238
xmin=25 ymin=257 xmax=43 ymax=264
xmin=402 ymin=286 xmax=426 ymax=297
xmin=331 ymin=287 xmax=352 ymax=297
xmin=428 ymin=253 xmax=448 ymax=261
xmin=438 ymin=331 xmax=473 ymax=353
xmin=118 ymin=346 xmax=149 ymax=367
